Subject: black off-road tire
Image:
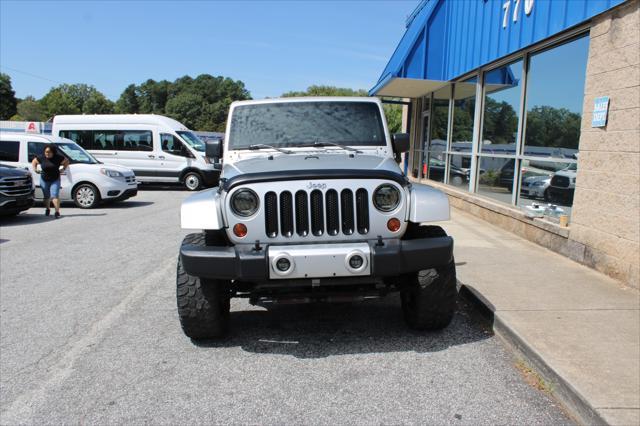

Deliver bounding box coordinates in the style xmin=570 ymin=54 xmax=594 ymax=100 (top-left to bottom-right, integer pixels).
xmin=401 ymin=224 xmax=457 ymax=330
xmin=176 ymin=233 xmax=231 ymax=340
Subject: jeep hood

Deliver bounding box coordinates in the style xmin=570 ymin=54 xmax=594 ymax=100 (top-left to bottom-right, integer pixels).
xmin=222 ymin=153 xmax=402 ymax=180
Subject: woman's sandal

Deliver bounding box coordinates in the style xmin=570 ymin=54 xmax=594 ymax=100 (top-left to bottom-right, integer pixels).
xmin=45 ymin=208 xmax=50 ymax=216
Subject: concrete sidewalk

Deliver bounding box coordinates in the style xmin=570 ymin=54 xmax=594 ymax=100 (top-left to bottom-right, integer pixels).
xmin=444 ymin=208 xmax=640 ymax=426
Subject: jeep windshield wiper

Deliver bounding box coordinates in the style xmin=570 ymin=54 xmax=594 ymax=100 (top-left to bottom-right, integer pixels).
xmin=298 ymin=141 xmax=362 ymax=153
xmin=247 ymin=144 xmax=292 ymax=154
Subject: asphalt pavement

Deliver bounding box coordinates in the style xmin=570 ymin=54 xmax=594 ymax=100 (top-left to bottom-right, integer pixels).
xmin=0 ymin=187 xmax=573 ymax=425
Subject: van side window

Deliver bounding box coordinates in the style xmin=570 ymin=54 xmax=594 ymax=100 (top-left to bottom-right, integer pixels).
xmin=0 ymin=141 xmax=20 ymax=162
xmin=160 ymin=133 xmax=187 ymax=156
xmin=59 ymin=130 xmax=153 ymax=151
xmin=121 ymin=131 xmax=153 ymax=151
xmin=27 ymin=142 xmax=47 ymax=161
xmin=59 ymin=130 xmax=93 ymax=150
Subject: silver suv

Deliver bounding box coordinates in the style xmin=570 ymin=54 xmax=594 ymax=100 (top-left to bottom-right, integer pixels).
xmin=177 ymin=97 xmax=456 ymax=339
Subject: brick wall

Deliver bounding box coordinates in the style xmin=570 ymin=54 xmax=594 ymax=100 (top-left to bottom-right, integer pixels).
xmin=571 ymin=0 xmax=640 ymax=287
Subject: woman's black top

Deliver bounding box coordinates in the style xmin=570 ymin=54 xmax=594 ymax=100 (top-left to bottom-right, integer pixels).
xmin=37 ymin=154 xmax=65 ymax=182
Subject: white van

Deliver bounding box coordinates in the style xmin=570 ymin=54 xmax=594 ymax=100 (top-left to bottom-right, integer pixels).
xmin=0 ymin=133 xmax=137 ymax=208
xmin=51 ymin=114 xmax=221 ymax=190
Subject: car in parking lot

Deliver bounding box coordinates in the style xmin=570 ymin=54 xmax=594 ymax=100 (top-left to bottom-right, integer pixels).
xmin=0 ymin=133 xmax=137 ymax=208
xmin=0 ymin=164 xmax=34 ymax=216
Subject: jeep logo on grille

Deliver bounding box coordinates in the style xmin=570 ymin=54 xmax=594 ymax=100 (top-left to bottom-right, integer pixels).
xmin=307 ymin=182 xmax=327 ymax=190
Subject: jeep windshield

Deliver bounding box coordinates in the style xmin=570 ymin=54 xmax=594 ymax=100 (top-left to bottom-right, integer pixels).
xmin=228 ymin=101 xmax=386 ymax=150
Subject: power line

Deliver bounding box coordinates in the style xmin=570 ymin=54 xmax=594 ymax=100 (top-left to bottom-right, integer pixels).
xmin=0 ymin=65 xmax=63 ymax=85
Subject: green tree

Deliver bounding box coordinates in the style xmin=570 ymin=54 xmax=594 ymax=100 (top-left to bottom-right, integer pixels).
xmin=117 ymin=74 xmax=251 ymax=130
xmin=0 ymin=73 xmax=18 ymax=120
xmin=14 ymin=96 xmax=45 ymax=121
xmin=165 ymin=93 xmax=204 ymax=129
xmin=115 ymin=84 xmax=139 ymax=113
xmin=40 ymin=83 xmax=113 ymax=118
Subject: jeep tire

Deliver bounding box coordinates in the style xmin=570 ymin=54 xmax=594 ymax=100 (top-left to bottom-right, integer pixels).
xmin=400 ymin=225 xmax=457 ymax=330
xmin=176 ymin=233 xmax=230 ymax=339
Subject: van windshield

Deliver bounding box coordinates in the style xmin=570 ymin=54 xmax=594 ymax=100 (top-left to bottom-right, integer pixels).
xmin=177 ymin=131 xmax=205 ymax=152
xmin=57 ymin=143 xmax=99 ymax=164
xmin=228 ymin=101 xmax=386 ymax=150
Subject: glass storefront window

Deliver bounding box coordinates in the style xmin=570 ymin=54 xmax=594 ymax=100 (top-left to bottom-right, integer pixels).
xmin=426 ymin=86 xmax=450 ymax=180
xmin=524 ymin=35 xmax=589 ymax=158
xmin=476 ymin=157 xmax=515 ymax=204
xmin=448 ymin=154 xmax=471 ymax=189
xmin=518 ymin=160 xmax=576 ymax=214
xmin=481 ymin=60 xmax=523 ymax=154
xmin=451 ymin=77 xmax=477 ymax=153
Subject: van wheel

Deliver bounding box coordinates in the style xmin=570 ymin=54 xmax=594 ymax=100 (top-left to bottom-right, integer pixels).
xmin=73 ymin=183 xmax=100 ymax=209
xmin=183 ymin=172 xmax=202 ymax=191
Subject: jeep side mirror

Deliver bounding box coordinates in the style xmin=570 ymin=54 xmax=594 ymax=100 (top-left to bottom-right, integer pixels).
xmin=205 ymin=139 xmax=222 ymax=160
xmin=392 ymin=133 xmax=410 ymax=154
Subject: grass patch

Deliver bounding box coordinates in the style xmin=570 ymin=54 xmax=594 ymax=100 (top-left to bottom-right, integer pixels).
xmin=515 ymin=359 xmax=553 ymax=394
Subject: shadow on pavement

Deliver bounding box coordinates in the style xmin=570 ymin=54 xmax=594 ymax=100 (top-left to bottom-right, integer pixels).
xmin=194 ymin=296 xmax=492 ymax=358
xmin=138 ymin=183 xmax=187 ymax=192
xmin=0 ymin=212 xmax=106 ymax=226
xmin=100 ymin=201 xmax=155 ymax=209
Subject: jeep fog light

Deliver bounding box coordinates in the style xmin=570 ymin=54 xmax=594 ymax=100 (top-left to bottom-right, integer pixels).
xmin=276 ymin=258 xmax=291 ymax=272
xmin=231 ymin=189 xmax=259 ymax=217
xmin=345 ymin=250 xmax=367 ymax=273
xmin=373 ymin=184 xmax=400 ymax=212
xmin=387 ymin=218 xmax=401 ymax=232
xmin=272 ymin=254 xmax=294 ymax=276
xmin=233 ymin=223 xmax=248 ymax=238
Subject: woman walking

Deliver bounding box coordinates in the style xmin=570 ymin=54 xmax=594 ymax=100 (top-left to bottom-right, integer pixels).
xmin=32 ymin=144 xmax=69 ymax=218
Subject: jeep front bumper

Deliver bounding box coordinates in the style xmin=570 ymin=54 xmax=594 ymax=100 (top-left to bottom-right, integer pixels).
xmin=180 ymin=236 xmax=453 ymax=281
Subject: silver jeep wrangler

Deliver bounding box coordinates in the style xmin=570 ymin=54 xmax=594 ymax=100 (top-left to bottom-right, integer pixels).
xmin=177 ymin=97 xmax=456 ymax=339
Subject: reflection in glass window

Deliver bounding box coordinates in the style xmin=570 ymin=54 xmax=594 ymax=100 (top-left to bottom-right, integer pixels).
xmin=451 ymin=77 xmax=477 ymax=153
xmin=519 ymin=161 xmax=576 ymax=213
xmin=430 ymin=86 xmax=449 ymax=151
xmin=476 ymin=157 xmax=515 ymax=204
xmin=481 ymin=60 xmax=522 ymax=153
xmin=448 ymin=154 xmax=471 ymax=189
xmin=524 ymin=35 xmax=589 ymax=158
xmin=424 ymin=153 xmax=445 ymax=183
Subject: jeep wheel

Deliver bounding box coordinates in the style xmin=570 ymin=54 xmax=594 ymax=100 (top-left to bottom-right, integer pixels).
xmin=401 ymin=224 xmax=457 ymax=330
xmin=177 ymin=234 xmax=230 ymax=339
xmin=183 ymin=172 xmax=202 ymax=191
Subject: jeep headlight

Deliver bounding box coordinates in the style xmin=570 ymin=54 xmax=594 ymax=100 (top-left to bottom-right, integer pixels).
xmin=230 ymin=189 xmax=259 ymax=217
xmin=373 ymin=184 xmax=400 ymax=212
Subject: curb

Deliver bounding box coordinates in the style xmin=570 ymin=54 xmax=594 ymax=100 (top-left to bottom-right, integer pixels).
xmin=458 ymin=283 xmax=609 ymax=426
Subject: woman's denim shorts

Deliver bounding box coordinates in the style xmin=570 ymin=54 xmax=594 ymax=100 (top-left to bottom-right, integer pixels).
xmin=40 ymin=178 xmax=61 ymax=199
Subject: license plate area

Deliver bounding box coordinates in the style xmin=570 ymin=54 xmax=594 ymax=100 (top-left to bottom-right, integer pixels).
xmin=268 ymin=242 xmax=371 ymax=279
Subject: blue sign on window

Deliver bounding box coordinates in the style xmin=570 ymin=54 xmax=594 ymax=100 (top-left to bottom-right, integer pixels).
xmin=592 ymin=96 xmax=610 ymax=128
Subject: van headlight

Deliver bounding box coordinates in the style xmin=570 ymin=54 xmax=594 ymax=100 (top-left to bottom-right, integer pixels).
xmin=100 ymin=168 xmax=123 ymax=178
xmin=373 ymin=184 xmax=400 ymax=212
xmin=231 ymin=189 xmax=259 ymax=217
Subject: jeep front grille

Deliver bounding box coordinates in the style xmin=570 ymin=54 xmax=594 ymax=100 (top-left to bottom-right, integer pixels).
xmin=264 ymin=188 xmax=370 ymax=238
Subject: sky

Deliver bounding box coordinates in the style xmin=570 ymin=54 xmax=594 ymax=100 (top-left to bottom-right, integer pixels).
xmin=0 ymin=0 xmax=415 ymax=101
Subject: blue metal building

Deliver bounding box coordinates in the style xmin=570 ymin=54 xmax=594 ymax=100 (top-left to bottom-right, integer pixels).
xmin=370 ymin=0 xmax=630 ymax=214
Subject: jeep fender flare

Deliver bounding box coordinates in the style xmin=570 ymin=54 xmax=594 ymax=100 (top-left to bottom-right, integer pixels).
xmin=181 ymin=188 xmax=225 ymax=230
xmin=408 ymin=183 xmax=450 ymax=223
